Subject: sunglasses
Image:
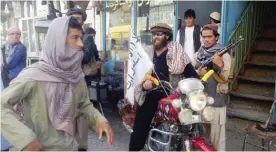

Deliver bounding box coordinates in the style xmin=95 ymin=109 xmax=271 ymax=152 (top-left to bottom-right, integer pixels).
xmin=152 ymin=32 xmax=165 ymax=37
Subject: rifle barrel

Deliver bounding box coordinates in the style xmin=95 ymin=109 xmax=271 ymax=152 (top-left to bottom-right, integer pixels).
xmin=200 ymin=38 xmax=244 ymax=68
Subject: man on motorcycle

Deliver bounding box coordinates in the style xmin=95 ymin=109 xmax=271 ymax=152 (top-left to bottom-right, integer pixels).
xmin=129 ymin=23 xmax=199 ymax=151
xmin=195 ymin=24 xmax=231 ymax=151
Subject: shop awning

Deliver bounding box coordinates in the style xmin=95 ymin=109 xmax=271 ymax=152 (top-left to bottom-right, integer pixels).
xmin=111 ymin=32 xmax=130 ymax=39
xmin=110 ymin=24 xmax=173 ymax=39
xmin=110 ymin=25 xmax=131 ymax=39
xmin=110 ymin=25 xmax=131 ymax=33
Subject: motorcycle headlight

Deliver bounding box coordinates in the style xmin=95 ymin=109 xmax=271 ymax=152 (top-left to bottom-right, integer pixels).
xmin=202 ymin=106 xmax=215 ymax=122
xmin=178 ymin=78 xmax=204 ymax=94
xmin=188 ymin=91 xmax=207 ymax=112
xmin=178 ymin=108 xmax=193 ymax=125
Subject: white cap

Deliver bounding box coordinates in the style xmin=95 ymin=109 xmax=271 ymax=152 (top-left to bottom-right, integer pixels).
xmin=210 ymin=12 xmax=221 ymax=21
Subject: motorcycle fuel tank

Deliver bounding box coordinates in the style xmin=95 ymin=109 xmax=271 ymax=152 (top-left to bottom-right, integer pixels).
xmin=154 ymin=94 xmax=180 ymax=123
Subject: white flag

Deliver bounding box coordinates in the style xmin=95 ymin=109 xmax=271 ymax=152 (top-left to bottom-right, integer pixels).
xmin=126 ymin=31 xmax=153 ymax=105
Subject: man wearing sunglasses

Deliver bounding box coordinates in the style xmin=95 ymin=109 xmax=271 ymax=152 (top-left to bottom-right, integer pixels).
xmin=6 ymin=27 xmax=27 ymax=82
xmin=129 ymin=23 xmax=199 ymax=151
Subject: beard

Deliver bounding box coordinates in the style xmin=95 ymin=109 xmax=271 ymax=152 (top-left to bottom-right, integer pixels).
xmin=153 ymin=37 xmax=168 ymax=50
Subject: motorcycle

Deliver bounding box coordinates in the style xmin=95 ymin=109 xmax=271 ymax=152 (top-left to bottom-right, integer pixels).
xmin=120 ymin=70 xmax=217 ymax=151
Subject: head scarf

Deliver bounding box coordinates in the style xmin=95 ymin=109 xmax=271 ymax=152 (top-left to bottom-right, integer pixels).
xmin=197 ymin=43 xmax=224 ymax=64
xmin=167 ymin=41 xmax=190 ymax=74
xmin=12 ymin=17 xmax=84 ymax=143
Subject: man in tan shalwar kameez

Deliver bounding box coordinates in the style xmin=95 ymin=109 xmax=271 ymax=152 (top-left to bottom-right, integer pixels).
xmin=194 ymin=24 xmax=231 ymax=151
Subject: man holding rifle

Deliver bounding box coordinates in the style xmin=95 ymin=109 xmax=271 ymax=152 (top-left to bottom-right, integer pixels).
xmin=194 ymin=24 xmax=231 ymax=151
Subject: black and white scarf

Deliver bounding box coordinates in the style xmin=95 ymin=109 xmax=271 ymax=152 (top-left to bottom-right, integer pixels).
xmin=197 ymin=43 xmax=224 ymax=64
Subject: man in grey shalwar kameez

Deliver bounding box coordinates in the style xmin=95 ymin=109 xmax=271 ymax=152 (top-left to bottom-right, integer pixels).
xmin=194 ymin=24 xmax=231 ymax=151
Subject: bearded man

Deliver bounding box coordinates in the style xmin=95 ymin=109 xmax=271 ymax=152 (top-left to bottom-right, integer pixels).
xmin=129 ymin=23 xmax=199 ymax=151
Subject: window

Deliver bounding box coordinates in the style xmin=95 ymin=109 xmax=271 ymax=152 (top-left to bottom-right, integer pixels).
xmin=106 ymin=1 xmax=132 ymax=60
xmin=21 ymin=20 xmax=29 ymax=50
xmin=137 ymin=0 xmax=174 ymax=46
xmin=37 ymin=32 xmax=46 ymax=51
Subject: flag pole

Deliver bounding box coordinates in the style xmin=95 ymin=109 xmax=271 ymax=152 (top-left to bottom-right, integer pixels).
xmin=124 ymin=60 xmax=128 ymax=105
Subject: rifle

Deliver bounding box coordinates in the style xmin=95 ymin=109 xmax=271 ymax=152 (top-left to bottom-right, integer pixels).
xmin=199 ymin=36 xmax=244 ymax=69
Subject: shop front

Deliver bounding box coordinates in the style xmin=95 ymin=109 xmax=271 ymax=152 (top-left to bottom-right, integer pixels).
xmin=8 ymin=0 xmax=178 ymax=65
xmin=102 ymin=0 xmax=177 ymax=61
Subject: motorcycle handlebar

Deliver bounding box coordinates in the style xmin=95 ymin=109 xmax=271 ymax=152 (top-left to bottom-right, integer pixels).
xmin=147 ymin=80 xmax=174 ymax=93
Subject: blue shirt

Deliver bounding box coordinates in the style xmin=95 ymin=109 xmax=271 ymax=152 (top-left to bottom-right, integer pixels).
xmin=7 ymin=42 xmax=27 ymax=80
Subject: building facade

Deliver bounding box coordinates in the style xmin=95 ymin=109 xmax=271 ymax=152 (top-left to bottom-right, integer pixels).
xmin=1 ymin=0 xmax=227 ymax=63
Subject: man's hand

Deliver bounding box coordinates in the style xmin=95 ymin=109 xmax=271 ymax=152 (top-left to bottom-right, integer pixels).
xmin=142 ymin=80 xmax=153 ymax=90
xmin=23 ymin=139 xmax=44 ymax=151
xmin=198 ymin=67 xmax=208 ymax=77
xmin=212 ymin=55 xmax=224 ymax=69
xmin=98 ymin=122 xmax=114 ymax=146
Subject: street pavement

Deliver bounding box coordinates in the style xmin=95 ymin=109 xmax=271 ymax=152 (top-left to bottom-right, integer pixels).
xmin=8 ymin=104 xmax=275 ymax=151
xmin=87 ymin=106 xmax=276 ymax=151
xmin=87 ymin=108 xmax=130 ymax=151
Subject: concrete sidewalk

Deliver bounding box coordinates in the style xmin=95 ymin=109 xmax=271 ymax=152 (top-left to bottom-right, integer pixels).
xmin=87 ymin=108 xmax=276 ymax=151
